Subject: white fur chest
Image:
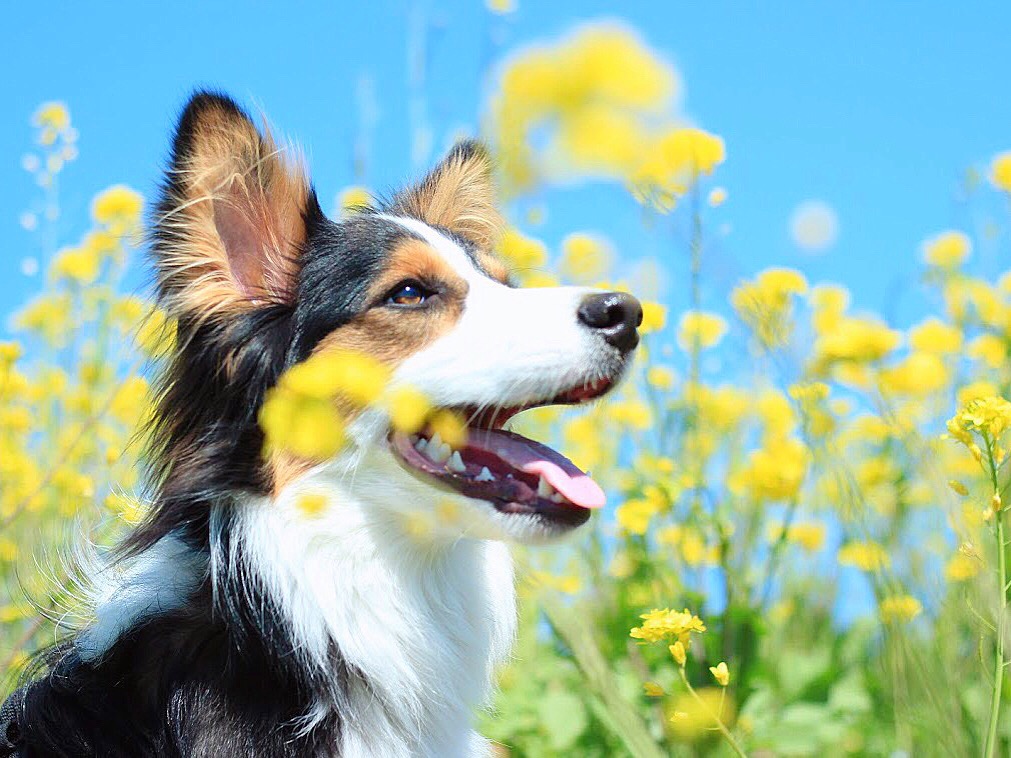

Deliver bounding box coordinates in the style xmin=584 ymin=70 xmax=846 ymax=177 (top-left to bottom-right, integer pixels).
xmin=230 ymin=466 xmax=518 ymax=758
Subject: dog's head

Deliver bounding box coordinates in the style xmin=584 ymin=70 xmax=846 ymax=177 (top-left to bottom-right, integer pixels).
xmin=147 ymin=92 xmax=640 ymax=547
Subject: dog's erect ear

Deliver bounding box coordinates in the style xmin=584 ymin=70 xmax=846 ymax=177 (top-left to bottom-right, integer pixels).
xmin=154 ymin=91 xmax=315 ymax=323
xmin=390 ymin=140 xmax=503 ymax=250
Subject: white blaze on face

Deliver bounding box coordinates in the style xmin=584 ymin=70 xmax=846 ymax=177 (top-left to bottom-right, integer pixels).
xmin=383 ymin=216 xmax=605 ymax=408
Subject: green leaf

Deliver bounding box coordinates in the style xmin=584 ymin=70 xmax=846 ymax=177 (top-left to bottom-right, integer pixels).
xmin=538 ymin=690 xmax=588 ymax=751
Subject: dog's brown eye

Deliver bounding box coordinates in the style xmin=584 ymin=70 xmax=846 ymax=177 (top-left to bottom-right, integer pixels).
xmin=386 ymin=281 xmax=430 ymax=307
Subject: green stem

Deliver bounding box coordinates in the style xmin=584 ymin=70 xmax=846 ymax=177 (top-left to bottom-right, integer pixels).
xmin=677 ymin=667 xmax=747 ymax=757
xmin=985 ymin=439 xmax=1006 ymax=758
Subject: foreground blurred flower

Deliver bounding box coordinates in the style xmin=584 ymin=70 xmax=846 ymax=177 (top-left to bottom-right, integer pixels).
xmin=559 ymin=232 xmax=612 ymax=283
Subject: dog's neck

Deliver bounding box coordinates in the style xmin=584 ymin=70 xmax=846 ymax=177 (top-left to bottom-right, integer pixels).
xmin=227 ymin=465 xmax=517 ymax=757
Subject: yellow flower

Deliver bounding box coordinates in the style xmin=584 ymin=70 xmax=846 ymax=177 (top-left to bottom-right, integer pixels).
xmin=958 ymin=380 xmax=998 ymax=407
xmin=908 ymin=318 xmax=962 ymax=354
xmin=337 ymin=185 xmax=372 ymax=215
xmin=786 ymin=521 xmax=826 ymax=552
xmin=295 ymin=492 xmax=328 ymax=518
xmin=0 ymin=341 xmax=22 ymax=365
xmin=643 ymin=682 xmax=665 ymax=697
xmin=814 ymin=316 xmax=900 ymax=364
xmin=738 ymin=437 xmax=808 ymax=501
xmin=669 ymin=640 xmax=687 ymax=666
xmin=559 ymin=233 xmax=611 ymax=283
xmin=497 ymin=228 xmax=547 ymax=272
xmin=427 ymin=409 xmax=468 ymax=448
xmin=838 ymin=541 xmax=890 ymax=571
xmin=968 ymin=335 xmax=1006 ymax=368
xmin=50 ymin=245 xmax=101 ymax=285
xmin=947 ymin=480 xmax=969 ymax=496
xmin=707 ymin=187 xmax=727 ymax=207
xmin=709 ymin=661 xmax=730 ymax=686
xmin=283 ymin=349 xmax=391 ymax=406
xmin=33 ymin=101 xmax=70 ymax=132
xmin=922 ymin=230 xmax=971 ymax=268
xmin=731 ymin=269 xmax=808 ymax=348
xmin=630 ymin=607 xmax=706 ymax=644
xmin=91 ymin=185 xmax=143 ymax=234
xmin=879 ymin=595 xmax=922 ymax=624
xmin=680 ymin=528 xmax=708 ymax=566
xmin=678 ymin=311 xmax=727 ymax=351
xmin=486 ymin=0 xmax=516 ymax=13
xmin=640 ymin=301 xmax=667 ymax=334
xmin=615 ymin=497 xmax=659 ymax=535
xmin=646 ymin=366 xmax=675 ymax=391
xmin=384 ymin=385 xmax=431 ymax=434
xmin=631 ymin=128 xmax=725 ymax=211
xmin=259 ymin=389 xmax=346 ymax=459
xmin=945 ymin=553 xmax=980 ymax=581
xmin=990 ymin=151 xmax=1011 ymax=192
xmin=948 ymin=396 xmax=1011 ymax=445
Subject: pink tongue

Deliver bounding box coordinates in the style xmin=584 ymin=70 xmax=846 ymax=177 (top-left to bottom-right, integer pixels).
xmin=465 ymin=429 xmax=606 ymax=509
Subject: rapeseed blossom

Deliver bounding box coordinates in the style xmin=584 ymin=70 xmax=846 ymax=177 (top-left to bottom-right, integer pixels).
xmin=629 ymin=608 xmax=706 ymax=644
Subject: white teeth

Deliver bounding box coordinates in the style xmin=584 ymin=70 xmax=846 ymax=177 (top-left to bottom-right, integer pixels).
xmin=550 ymin=493 xmax=565 ymax=503
xmin=447 ymin=451 xmax=466 ymax=473
xmin=475 ymin=467 xmax=495 ymax=482
xmin=537 ymin=476 xmax=556 ymax=499
xmin=414 ymin=438 xmax=428 ymax=454
xmin=430 ymin=443 xmax=451 ymax=464
xmin=429 ymin=432 xmax=444 ymax=450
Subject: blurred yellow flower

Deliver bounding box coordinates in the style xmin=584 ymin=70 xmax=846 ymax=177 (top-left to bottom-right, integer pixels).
xmin=838 ymin=541 xmax=890 ymax=571
xmin=295 ymin=492 xmax=328 ymax=518
xmin=559 ymin=233 xmax=612 ymax=283
xmin=922 ymin=230 xmax=971 ymax=268
xmin=337 ymin=185 xmax=371 ymax=215
xmin=879 ymin=594 xmax=922 ymax=623
xmin=497 ymin=228 xmax=547 ymax=272
xmin=968 ymin=335 xmax=1006 ymax=368
xmin=486 ymin=0 xmax=516 ymax=14
xmin=908 ymin=317 xmax=962 ymax=354
xmin=384 ymin=385 xmax=431 ymax=434
xmin=786 ymin=521 xmax=826 ymax=552
xmin=707 ymin=187 xmax=727 ymax=207
xmin=50 ymin=245 xmax=101 ymax=285
xmin=639 ymin=301 xmax=667 ymax=334
xmin=91 ymin=185 xmax=143 ymax=235
xmin=631 ymin=128 xmax=725 ymax=211
xmin=646 ymin=365 xmax=675 ymax=390
xmin=678 ymin=311 xmax=727 ymax=351
xmin=643 ymin=682 xmax=665 ymax=697
xmin=945 ymin=553 xmax=980 ymax=581
xmin=33 ymin=101 xmax=70 ymax=132
xmin=990 ymin=150 xmax=1011 ymax=192
xmin=667 ymin=688 xmax=735 ymax=740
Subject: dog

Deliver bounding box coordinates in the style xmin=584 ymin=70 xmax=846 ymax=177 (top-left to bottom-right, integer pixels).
xmin=0 ymin=91 xmax=641 ymax=757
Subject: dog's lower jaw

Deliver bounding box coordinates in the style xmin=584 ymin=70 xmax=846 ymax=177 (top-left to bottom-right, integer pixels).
xmin=233 ymin=467 xmax=518 ymax=757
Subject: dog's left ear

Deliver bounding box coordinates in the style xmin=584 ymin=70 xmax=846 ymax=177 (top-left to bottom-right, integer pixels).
xmin=154 ymin=91 xmax=316 ymax=325
xmin=390 ymin=140 xmax=503 ymax=250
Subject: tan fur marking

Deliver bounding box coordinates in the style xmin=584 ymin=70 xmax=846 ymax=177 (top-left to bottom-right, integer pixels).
xmin=158 ymin=100 xmax=309 ymax=324
xmin=314 ymin=239 xmax=467 ymax=366
xmin=268 ymin=239 xmax=467 ymax=494
xmin=477 ymin=251 xmax=510 ymax=284
xmin=395 ymin=146 xmax=504 ymax=251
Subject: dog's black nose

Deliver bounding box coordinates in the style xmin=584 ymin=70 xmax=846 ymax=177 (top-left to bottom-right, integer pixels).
xmin=577 ymin=292 xmax=643 ymax=353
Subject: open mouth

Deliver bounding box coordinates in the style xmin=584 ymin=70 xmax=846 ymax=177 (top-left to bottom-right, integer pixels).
xmin=389 ymin=377 xmax=614 ymax=528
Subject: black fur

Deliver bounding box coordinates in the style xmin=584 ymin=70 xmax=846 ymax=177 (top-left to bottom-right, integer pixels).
xmin=5 ymin=91 xmax=487 ymax=757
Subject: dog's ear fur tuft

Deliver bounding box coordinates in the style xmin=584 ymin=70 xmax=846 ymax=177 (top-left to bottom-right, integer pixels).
xmin=153 ymin=91 xmax=316 ymax=323
xmin=390 ymin=140 xmax=503 ymax=250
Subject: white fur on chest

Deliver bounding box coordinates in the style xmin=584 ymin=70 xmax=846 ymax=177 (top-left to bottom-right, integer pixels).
xmin=228 ymin=465 xmax=517 ymax=757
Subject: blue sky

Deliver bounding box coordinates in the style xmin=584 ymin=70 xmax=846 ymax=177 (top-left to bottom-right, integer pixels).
xmin=2 ymin=0 xmax=1010 ymax=333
